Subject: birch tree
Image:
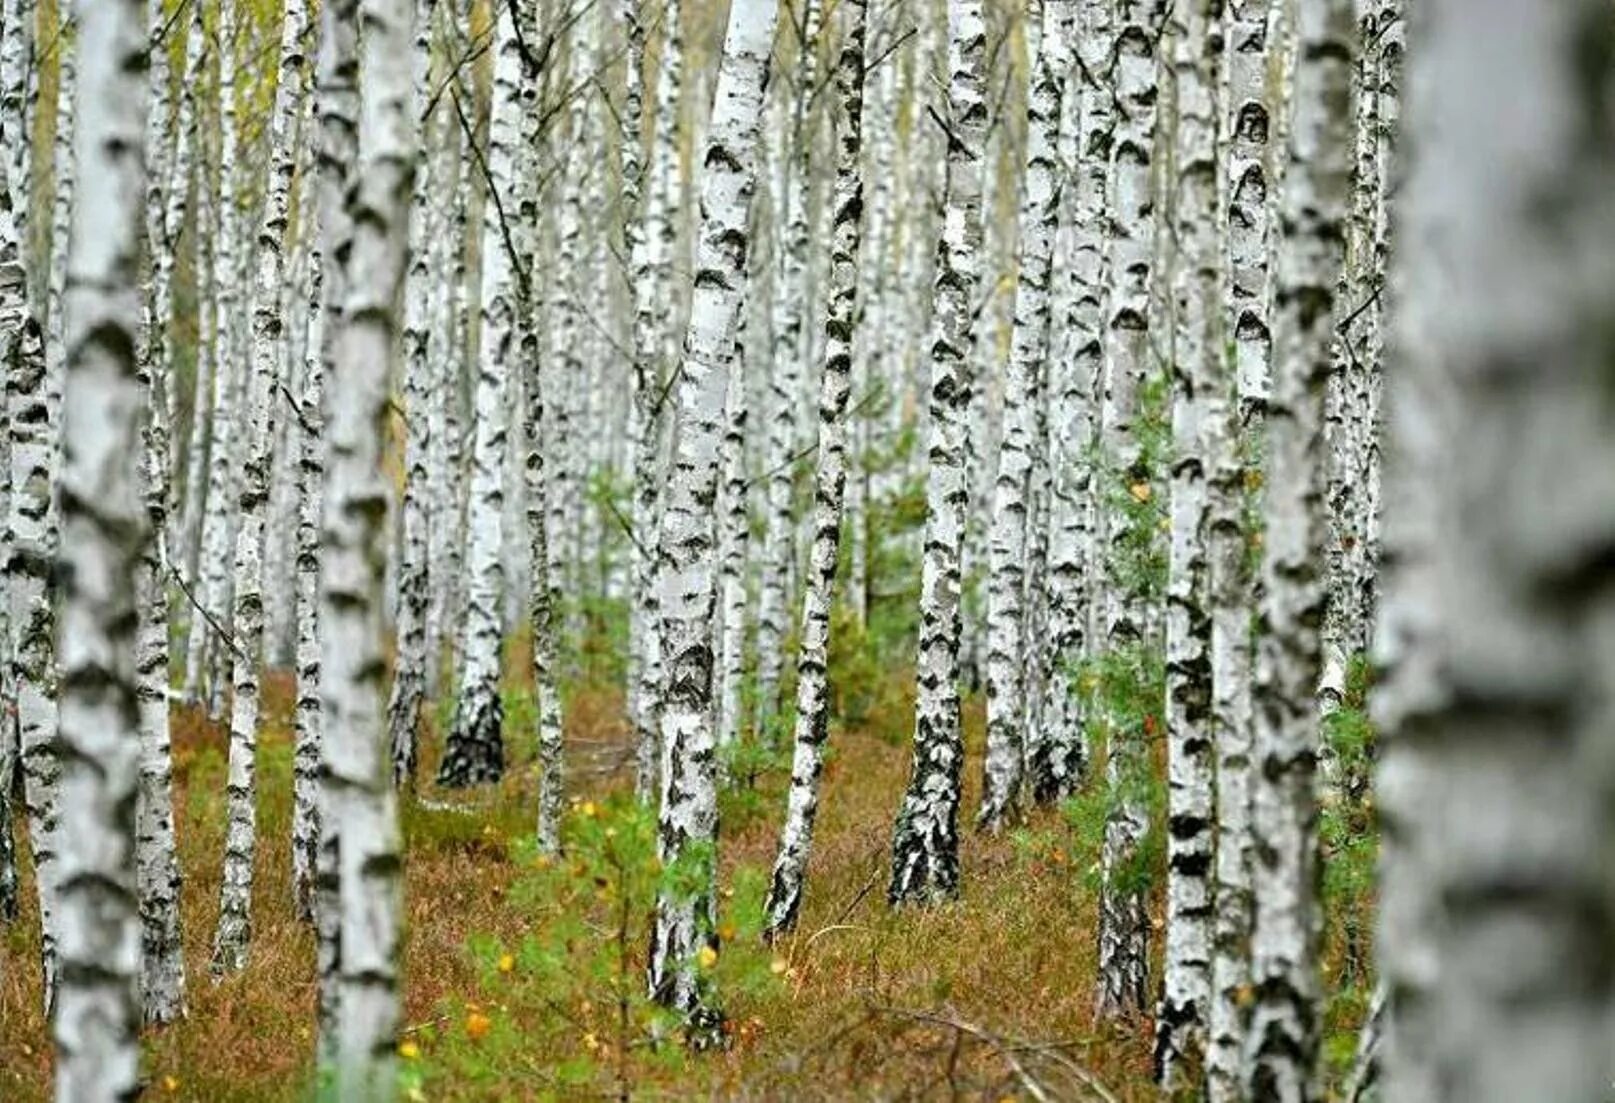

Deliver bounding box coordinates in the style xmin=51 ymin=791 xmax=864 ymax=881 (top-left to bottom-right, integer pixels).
xmin=321 ymin=0 xmax=412 ymax=1083
xmin=213 ymin=0 xmax=309 ymax=975
xmin=387 ymin=0 xmax=438 ymax=787
xmin=437 ymin=0 xmax=521 ymax=788
xmin=762 ymin=0 xmax=868 ymax=940
xmin=51 ymin=0 xmax=148 ymax=1089
xmin=980 ymin=0 xmax=1070 ymax=833
xmin=888 ymin=0 xmax=987 ymax=906
xmin=1206 ymin=7 xmax=1271 ymax=1098
xmin=1035 ymin=0 xmax=1114 ymax=804
xmin=1094 ymin=0 xmax=1169 ymax=1020
xmin=647 ymin=0 xmax=781 ymax=1036
xmin=1244 ymin=0 xmax=1353 ymax=1096
xmin=1378 ymin=2 xmax=1615 ymax=1100
xmin=1156 ymin=0 xmax=1222 ymax=1085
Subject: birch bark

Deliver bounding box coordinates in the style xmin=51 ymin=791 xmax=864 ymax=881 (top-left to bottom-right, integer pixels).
xmin=1244 ymin=0 xmax=1352 ymax=1096
xmin=324 ymin=0 xmax=411 ymax=1084
xmin=647 ymin=0 xmax=780 ymax=1035
xmin=1094 ymin=0 xmax=1168 ymax=1021
xmin=888 ymin=0 xmax=987 ymax=906
xmin=212 ymin=0 xmax=309 ymax=975
xmin=980 ymin=0 xmax=1070 ymax=833
xmin=437 ymin=0 xmax=522 ymax=788
xmin=762 ymin=0 xmax=868 ymax=940
xmin=1156 ymin=0 xmax=1222 ymax=1084
xmin=1379 ymin=4 xmax=1615 ymax=1102
xmin=51 ymin=0 xmax=148 ymax=1090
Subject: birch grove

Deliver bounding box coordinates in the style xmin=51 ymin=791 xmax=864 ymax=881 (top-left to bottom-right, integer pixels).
xmin=10 ymin=0 xmax=1615 ymax=1098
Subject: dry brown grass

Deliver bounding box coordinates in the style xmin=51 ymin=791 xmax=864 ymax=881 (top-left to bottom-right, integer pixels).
xmin=2 ymin=660 xmax=1322 ymax=1101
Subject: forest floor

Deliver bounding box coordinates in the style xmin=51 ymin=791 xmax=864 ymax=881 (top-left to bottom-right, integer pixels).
xmin=0 ymin=639 xmax=1375 ymax=1101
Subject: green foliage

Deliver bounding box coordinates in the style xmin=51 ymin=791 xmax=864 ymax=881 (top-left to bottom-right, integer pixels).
xmin=1064 ymin=645 xmax=1168 ymax=898
xmin=410 ymin=798 xmax=783 ymax=1098
xmin=719 ymin=731 xmax=791 ymax=832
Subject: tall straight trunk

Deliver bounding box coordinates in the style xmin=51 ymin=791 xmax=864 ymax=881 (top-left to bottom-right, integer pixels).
xmin=761 ymin=0 xmax=868 ymax=940
xmin=212 ymin=0 xmax=309 ymax=976
xmin=292 ymin=151 xmax=323 ymax=921
xmin=1094 ymin=0 xmax=1168 ymax=1021
xmin=1156 ymin=0 xmax=1222 ymax=1085
xmin=0 ymin=7 xmax=24 ymax=926
xmin=323 ymin=0 xmax=411 ymax=1085
xmin=888 ymin=0 xmax=987 ymax=907
xmin=714 ymin=364 xmax=748 ymax=752
xmin=188 ymin=0 xmax=243 ymax=706
xmin=980 ymin=0 xmax=1070 ymax=834
xmin=131 ymin=0 xmax=185 ymax=1024
xmin=1035 ymin=0 xmax=1114 ymax=804
xmin=1207 ymin=5 xmax=1271 ymax=1096
xmin=1244 ymin=0 xmax=1352 ymax=1097
xmin=10 ymin=0 xmax=72 ymax=1010
xmin=312 ymin=0 xmax=356 ymax=1056
xmin=630 ymin=0 xmax=682 ymax=800
xmin=518 ymin=0 xmax=563 ymax=855
xmin=754 ymin=0 xmax=822 ymax=737
xmin=1379 ymin=2 xmax=1615 ymax=1101
xmin=646 ymin=0 xmax=780 ymax=1037
xmin=437 ymin=0 xmax=522 ymax=789
xmin=386 ymin=0 xmax=437 ymax=787
xmin=52 ymin=0 xmax=148 ymax=1090
xmin=0 ymin=0 xmax=32 ymax=280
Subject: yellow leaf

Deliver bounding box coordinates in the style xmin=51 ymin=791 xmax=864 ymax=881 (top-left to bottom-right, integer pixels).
xmin=398 ymin=1041 xmax=420 ymax=1060
xmin=770 ymin=958 xmax=790 ymax=976
xmin=465 ymin=1012 xmax=493 ymax=1041
xmin=497 ymin=953 xmax=515 ymax=974
xmin=696 ymin=945 xmax=719 ymax=970
xmin=718 ymin=922 xmax=737 ymax=942
xmin=1129 ymin=482 xmax=1152 ymax=503
xmin=162 ymin=1076 xmax=181 ymax=1093
xmin=580 ymin=801 xmax=598 ymax=819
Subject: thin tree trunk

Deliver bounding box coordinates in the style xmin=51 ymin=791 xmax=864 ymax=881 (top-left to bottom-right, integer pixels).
xmin=1244 ymin=0 xmax=1352 ymax=1097
xmin=51 ymin=0 xmax=148 ymax=1089
xmin=437 ymin=0 xmax=522 ymax=789
xmin=212 ymin=0 xmax=309 ymax=976
xmin=1206 ymin=5 xmax=1271 ymax=1096
xmin=386 ymin=0 xmax=438 ymax=788
xmin=0 ymin=0 xmax=25 ymax=925
xmin=646 ymin=0 xmax=781 ymax=1038
xmin=312 ymin=0 xmax=357 ymax=1055
xmin=762 ymin=0 xmax=868 ymax=940
xmin=1094 ymin=0 xmax=1168 ymax=1022
xmin=980 ymin=0 xmax=1070 ymax=834
xmin=630 ymin=0 xmax=683 ymax=800
xmin=888 ymin=0 xmax=987 ymax=907
xmin=1156 ymin=0 xmax=1222 ymax=1085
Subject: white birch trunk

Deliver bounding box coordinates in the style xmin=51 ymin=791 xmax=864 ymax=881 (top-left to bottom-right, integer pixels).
xmin=292 ymin=159 xmax=324 ymax=921
xmin=130 ymin=0 xmax=184 ymax=1025
xmin=1379 ymin=3 xmax=1615 ymax=1102
xmin=1244 ymin=0 xmax=1352 ymax=1096
xmin=312 ymin=0 xmax=356 ymax=1054
xmin=762 ymin=0 xmax=868 ymax=940
xmin=1207 ymin=5 xmax=1272 ymax=1096
xmin=714 ymin=363 xmax=749 ymax=753
xmin=888 ymin=0 xmax=987 ymax=907
xmin=386 ymin=0 xmax=437 ymax=788
xmin=647 ymin=0 xmax=780 ymax=1035
xmin=51 ymin=0 xmax=148 ymax=1089
xmin=0 ymin=69 xmax=20 ymax=926
xmin=630 ymin=0 xmax=683 ymax=799
xmin=437 ymin=0 xmax=521 ymax=788
xmin=980 ymin=0 xmax=1070 ymax=834
xmin=324 ymin=0 xmax=411 ymax=1083
xmin=1035 ymin=0 xmax=1114 ymax=804
xmin=1156 ymin=0 xmax=1222 ymax=1084
xmin=212 ymin=0 xmax=308 ymax=975
xmin=1094 ymin=0 xmax=1168 ymax=1022
xmin=188 ymin=0 xmax=243 ymax=706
